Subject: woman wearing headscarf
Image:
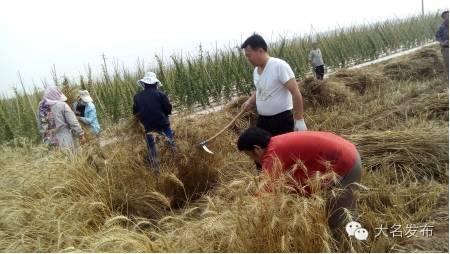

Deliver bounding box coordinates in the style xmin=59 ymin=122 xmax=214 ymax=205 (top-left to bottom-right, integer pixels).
xmin=37 ymin=86 xmax=85 ymax=151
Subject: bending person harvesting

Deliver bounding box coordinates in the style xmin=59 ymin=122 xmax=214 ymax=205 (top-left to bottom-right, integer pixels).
xmin=237 ymin=127 xmax=362 ymax=238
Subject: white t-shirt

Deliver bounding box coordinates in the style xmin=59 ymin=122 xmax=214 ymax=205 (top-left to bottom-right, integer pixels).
xmin=309 ymin=49 xmax=324 ymax=67
xmin=253 ymin=57 xmax=295 ymax=116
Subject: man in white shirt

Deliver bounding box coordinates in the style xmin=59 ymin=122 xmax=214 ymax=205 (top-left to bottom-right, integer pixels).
xmin=241 ymin=34 xmax=307 ymax=136
xmin=309 ymin=41 xmax=325 ymax=80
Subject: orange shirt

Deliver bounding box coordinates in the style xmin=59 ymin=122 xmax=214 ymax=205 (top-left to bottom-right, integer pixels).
xmin=261 ymin=131 xmax=358 ymax=188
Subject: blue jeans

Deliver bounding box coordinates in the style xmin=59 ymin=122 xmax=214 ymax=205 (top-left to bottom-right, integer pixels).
xmin=145 ymin=127 xmax=176 ymax=171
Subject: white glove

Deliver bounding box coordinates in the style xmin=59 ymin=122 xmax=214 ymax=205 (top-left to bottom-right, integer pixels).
xmin=294 ymin=119 xmax=307 ymax=131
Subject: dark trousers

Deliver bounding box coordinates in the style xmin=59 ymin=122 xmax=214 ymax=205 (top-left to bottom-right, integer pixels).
xmin=256 ymin=110 xmax=294 ymax=136
xmin=254 ymin=110 xmax=295 ymax=170
xmin=145 ymin=127 xmax=176 ymax=172
xmin=314 ymin=65 xmax=325 ymax=80
xmin=326 ymin=153 xmax=362 ymax=240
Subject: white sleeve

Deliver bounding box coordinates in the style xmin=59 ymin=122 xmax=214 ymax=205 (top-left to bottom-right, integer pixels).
xmin=278 ymin=60 xmax=295 ymax=85
xmin=253 ymin=68 xmax=259 ymax=87
xmin=308 ymin=51 xmax=313 ymax=61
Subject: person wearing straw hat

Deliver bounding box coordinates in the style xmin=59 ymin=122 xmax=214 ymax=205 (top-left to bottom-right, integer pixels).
xmin=133 ymin=72 xmax=176 ymax=171
xmin=37 ymin=86 xmax=86 ymax=151
xmin=236 ymin=127 xmax=362 ymax=239
xmin=74 ymin=90 xmax=101 ymax=137
xmin=436 ymin=10 xmax=449 ymax=74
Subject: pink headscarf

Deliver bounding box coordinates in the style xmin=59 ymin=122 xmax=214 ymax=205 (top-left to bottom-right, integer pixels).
xmin=41 ymin=86 xmax=67 ymax=106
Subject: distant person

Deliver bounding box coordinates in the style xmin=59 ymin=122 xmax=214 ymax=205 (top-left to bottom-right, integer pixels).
xmin=37 ymin=86 xmax=85 ymax=151
xmin=436 ymin=10 xmax=449 ymax=74
xmin=133 ymin=72 xmax=176 ymax=172
xmin=237 ymin=127 xmax=362 ymax=237
xmin=309 ymin=41 xmax=326 ymax=80
xmin=240 ymin=33 xmax=307 ymax=136
xmin=73 ymin=90 xmax=101 ymax=137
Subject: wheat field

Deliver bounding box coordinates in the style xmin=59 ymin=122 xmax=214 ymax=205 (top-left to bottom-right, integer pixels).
xmin=0 ymin=44 xmax=448 ymax=252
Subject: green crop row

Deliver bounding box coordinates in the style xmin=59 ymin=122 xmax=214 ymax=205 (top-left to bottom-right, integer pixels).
xmin=0 ymin=13 xmax=441 ymax=144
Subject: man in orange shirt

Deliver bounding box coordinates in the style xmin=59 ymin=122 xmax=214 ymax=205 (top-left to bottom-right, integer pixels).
xmin=237 ymin=127 xmax=362 ymax=236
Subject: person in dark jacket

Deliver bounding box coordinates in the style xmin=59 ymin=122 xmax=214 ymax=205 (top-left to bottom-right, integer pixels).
xmin=133 ymin=72 xmax=176 ymax=171
xmin=436 ymin=10 xmax=449 ymax=74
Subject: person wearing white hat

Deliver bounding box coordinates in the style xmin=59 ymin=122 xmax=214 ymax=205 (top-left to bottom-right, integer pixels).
xmin=137 ymin=71 xmax=162 ymax=88
xmin=133 ymin=72 xmax=176 ymax=171
xmin=73 ymin=90 xmax=101 ymax=136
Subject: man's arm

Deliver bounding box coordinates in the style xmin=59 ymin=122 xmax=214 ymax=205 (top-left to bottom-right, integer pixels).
xmin=160 ymin=92 xmax=172 ymax=116
xmin=308 ymin=51 xmax=314 ymax=66
xmin=285 ymin=78 xmax=304 ymax=120
xmin=79 ymin=104 xmax=96 ymax=124
xmin=132 ymin=97 xmax=139 ymax=115
xmin=436 ymin=26 xmax=449 ymax=46
xmin=286 ymin=78 xmax=307 ymax=131
xmin=242 ymin=91 xmax=256 ymax=112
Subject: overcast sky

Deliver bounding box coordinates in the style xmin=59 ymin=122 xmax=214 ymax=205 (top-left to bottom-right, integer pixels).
xmin=0 ymin=0 xmax=447 ymax=96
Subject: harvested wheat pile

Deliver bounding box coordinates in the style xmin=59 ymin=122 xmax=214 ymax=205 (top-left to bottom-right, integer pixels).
xmin=347 ymin=128 xmax=449 ymax=183
xmin=408 ymin=89 xmax=449 ymax=120
xmin=67 ymin=142 xmax=170 ymax=221
xmin=332 ymin=69 xmax=389 ymax=94
xmin=155 ymin=173 xmax=337 ymax=252
xmin=299 ymin=76 xmax=355 ymax=106
xmin=382 ymin=47 xmax=444 ymax=81
xmin=157 ymin=113 xmax=237 ymax=208
xmin=359 ymin=88 xmax=448 ymax=131
xmin=107 ymin=112 xmax=238 ymax=209
xmin=61 ymin=110 xmax=239 ymax=220
xmin=150 ymin=167 xmax=447 ymax=252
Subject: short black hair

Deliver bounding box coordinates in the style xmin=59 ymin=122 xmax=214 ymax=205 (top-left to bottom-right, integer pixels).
xmin=140 ymin=81 xmax=157 ymax=87
xmin=237 ymin=127 xmax=272 ymax=151
xmin=241 ymin=33 xmax=268 ymax=52
xmin=442 ymin=10 xmax=449 ymax=18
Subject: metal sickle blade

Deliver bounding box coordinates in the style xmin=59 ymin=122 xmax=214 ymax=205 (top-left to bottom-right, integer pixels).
xmin=202 ymin=145 xmax=214 ymax=154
